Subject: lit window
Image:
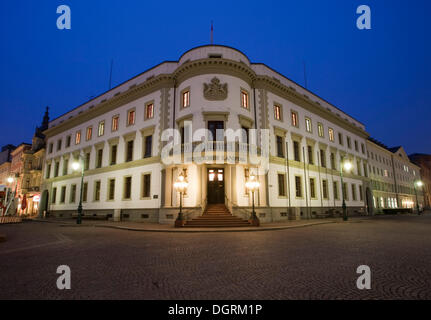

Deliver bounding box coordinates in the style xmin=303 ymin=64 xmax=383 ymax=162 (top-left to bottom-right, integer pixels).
xmin=329 ymin=128 xmax=334 ymax=141
xmin=305 ymin=118 xmax=312 ymax=133
xmin=318 ymin=123 xmax=324 ymax=137
xmin=182 ymin=90 xmax=190 ymax=108
xmin=127 ymin=109 xmax=135 ymax=126
xmin=86 ymin=126 xmax=92 ymax=141
xmin=75 ymin=131 xmax=81 ymax=145
xmin=241 ymin=90 xmax=249 ymax=109
xmin=112 ymin=115 xmax=119 ymax=132
xmin=274 ymin=104 xmax=282 ymax=120
xmin=145 ymin=103 xmax=154 ymax=120
xmin=209 ymin=169 xmax=215 ymax=181
xmin=291 ymin=111 xmax=298 ymax=127
xmin=98 ymin=121 xmax=105 ymax=137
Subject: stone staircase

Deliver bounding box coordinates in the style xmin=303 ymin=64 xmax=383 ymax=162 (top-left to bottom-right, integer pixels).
xmin=183 ymin=204 xmax=251 ymax=228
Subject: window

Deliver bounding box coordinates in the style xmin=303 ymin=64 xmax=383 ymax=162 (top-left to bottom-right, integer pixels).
xmin=98 ymin=121 xmax=105 ymax=137
xmin=343 ymin=182 xmax=348 ymax=200
xmin=60 ymin=186 xmax=66 ymax=203
xmin=142 ymin=174 xmax=151 ymax=198
xmin=145 ymin=103 xmax=154 ymax=120
xmin=329 ymin=128 xmax=334 ymax=142
xmin=182 ymin=90 xmax=190 ymax=108
xmin=330 ymin=153 xmax=336 ymax=170
xmin=291 ymin=111 xmax=299 ymax=127
xmin=274 ymin=104 xmax=282 ymax=121
xmin=94 ymin=181 xmax=101 ymax=201
xmin=86 ymin=126 xmax=93 ymax=141
xmin=320 ymin=149 xmax=326 ymax=168
xmin=51 ymin=187 xmax=57 ymax=204
xmin=359 ymin=185 xmax=363 ymax=201
xmin=46 ymin=164 xmax=51 ymax=179
xmin=108 ymin=179 xmax=115 ymax=201
xmin=70 ymin=184 xmax=76 ymax=203
xmin=278 ymin=173 xmax=286 ymax=197
xmin=110 ymin=145 xmax=117 ymax=165
xmin=83 ymin=182 xmax=88 ymax=202
xmin=295 ymin=176 xmax=302 ymax=198
xmin=144 ymin=135 xmax=152 ymax=158
xmin=361 ymin=143 xmax=365 ymax=154
xmin=57 ymin=140 xmax=62 ymax=151
xmin=54 ymin=162 xmax=59 ymax=177
xmin=124 ymin=176 xmax=132 ymax=199
xmin=347 ymin=136 xmax=351 ymax=149
xmin=317 ymin=123 xmax=324 ymax=137
xmin=49 ymin=143 xmax=53 ymax=153
xmin=352 ymin=184 xmax=357 ymax=201
xmin=309 ymin=178 xmax=316 ymax=198
xmin=75 ymin=131 xmax=81 ymax=145
xmin=354 ymin=140 xmax=358 ymax=152
xmin=357 ymin=161 xmax=361 ymax=176
xmin=305 ymin=117 xmax=312 ymax=133
xmin=293 ymin=141 xmax=300 ymax=162
xmin=241 ymin=127 xmax=249 ymax=144
xmin=338 ymin=133 xmax=343 ymax=146
xmin=307 ymin=146 xmax=313 ymax=165
xmin=322 ymin=180 xmax=328 ymax=199
xmin=96 ymin=149 xmax=103 ymax=168
xmin=333 ymin=181 xmax=339 ymax=200
xmin=127 ymin=109 xmax=135 ymax=126
xmin=276 ymin=136 xmax=284 ymax=158
xmin=126 ymin=140 xmax=134 ymax=162
xmin=112 ymin=115 xmax=119 ymax=132
xmin=66 ymin=135 xmax=71 ymax=148
xmin=84 ymin=152 xmax=90 ymax=171
xmin=241 ymin=90 xmax=249 ymax=109
xmin=63 ymin=159 xmax=69 ymax=176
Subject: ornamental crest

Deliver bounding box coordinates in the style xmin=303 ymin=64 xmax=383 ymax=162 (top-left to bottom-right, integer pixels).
xmin=203 ymin=77 xmax=228 ymax=101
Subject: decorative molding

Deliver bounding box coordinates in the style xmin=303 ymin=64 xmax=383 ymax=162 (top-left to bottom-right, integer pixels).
xmin=122 ymin=131 xmax=137 ymax=141
xmin=202 ymin=111 xmax=229 ymax=121
xmin=238 ymin=115 xmax=254 ymax=128
xmin=108 ymin=137 xmax=120 ymax=145
xmin=140 ymin=125 xmax=156 ymax=137
xmin=203 ymin=77 xmax=228 ymax=101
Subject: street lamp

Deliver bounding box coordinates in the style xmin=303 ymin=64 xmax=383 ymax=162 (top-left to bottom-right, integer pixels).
xmin=72 ymin=156 xmax=85 ymax=225
xmin=340 ymin=158 xmax=353 ymax=221
xmin=174 ymin=170 xmax=188 ymax=228
xmin=414 ymin=180 xmax=423 ymax=215
xmin=245 ymin=174 xmax=260 ymax=226
xmin=5 ymin=174 xmax=19 ymax=216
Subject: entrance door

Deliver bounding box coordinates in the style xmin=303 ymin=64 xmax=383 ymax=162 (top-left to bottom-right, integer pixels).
xmin=207 ymin=169 xmax=225 ymax=204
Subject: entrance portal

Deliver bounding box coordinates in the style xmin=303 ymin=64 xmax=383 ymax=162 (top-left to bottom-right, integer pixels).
xmin=207 ymin=168 xmax=225 ymax=204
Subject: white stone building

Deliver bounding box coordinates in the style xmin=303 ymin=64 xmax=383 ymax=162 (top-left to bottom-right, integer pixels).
xmin=42 ymin=45 xmax=378 ymax=224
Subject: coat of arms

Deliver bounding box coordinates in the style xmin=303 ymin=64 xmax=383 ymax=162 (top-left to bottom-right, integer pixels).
xmin=203 ymin=77 xmax=228 ymax=101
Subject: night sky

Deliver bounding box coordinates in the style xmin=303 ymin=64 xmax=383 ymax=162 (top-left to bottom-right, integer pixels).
xmin=0 ymin=0 xmax=430 ymax=154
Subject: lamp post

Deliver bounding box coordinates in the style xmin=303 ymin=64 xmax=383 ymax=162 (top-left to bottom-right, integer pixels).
xmin=174 ymin=170 xmax=188 ymax=228
xmin=245 ymin=174 xmax=260 ymax=226
xmin=5 ymin=174 xmax=19 ymax=216
xmin=414 ymin=180 xmax=423 ymax=215
xmin=72 ymin=156 xmax=85 ymax=225
xmin=340 ymin=158 xmax=353 ymax=221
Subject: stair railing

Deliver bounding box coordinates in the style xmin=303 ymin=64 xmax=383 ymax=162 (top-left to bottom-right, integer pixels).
xmin=224 ymin=193 xmax=251 ymax=220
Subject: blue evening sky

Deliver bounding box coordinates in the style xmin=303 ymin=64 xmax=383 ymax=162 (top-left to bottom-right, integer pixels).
xmin=0 ymin=0 xmax=430 ymax=154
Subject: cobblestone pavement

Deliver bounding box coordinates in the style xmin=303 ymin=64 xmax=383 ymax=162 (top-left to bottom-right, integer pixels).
xmin=0 ymin=214 xmax=431 ymax=300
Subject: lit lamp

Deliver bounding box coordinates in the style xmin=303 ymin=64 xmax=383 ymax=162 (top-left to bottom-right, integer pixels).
xmin=245 ymin=174 xmax=260 ymax=226
xmin=414 ymin=180 xmax=423 ymax=215
xmin=5 ymin=174 xmax=18 ymax=216
xmin=72 ymin=157 xmax=84 ymax=225
xmin=174 ymin=170 xmax=188 ymax=227
xmin=340 ymin=158 xmax=353 ymax=221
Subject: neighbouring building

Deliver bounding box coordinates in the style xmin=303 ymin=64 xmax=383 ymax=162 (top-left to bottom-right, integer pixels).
xmin=409 ymin=153 xmax=431 ymax=209
xmin=367 ymin=138 xmax=423 ymax=213
xmin=42 ymin=45 xmax=373 ymax=224
xmin=0 ymin=144 xmax=16 ymax=165
xmin=10 ymin=143 xmax=32 ymax=213
xmin=20 ymin=107 xmax=50 ymax=215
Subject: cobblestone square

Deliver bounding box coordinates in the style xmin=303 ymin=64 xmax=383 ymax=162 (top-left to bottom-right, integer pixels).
xmin=0 ymin=214 xmax=431 ymax=300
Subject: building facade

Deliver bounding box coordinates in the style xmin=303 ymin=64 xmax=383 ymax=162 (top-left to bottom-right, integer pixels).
xmin=41 ymin=45 xmax=419 ymax=224
xmin=409 ymin=153 xmax=430 ymax=209
xmin=10 ymin=143 xmax=32 ymax=213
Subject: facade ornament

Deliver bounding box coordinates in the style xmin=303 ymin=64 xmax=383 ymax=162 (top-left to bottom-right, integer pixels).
xmin=203 ymin=77 xmax=228 ymax=101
